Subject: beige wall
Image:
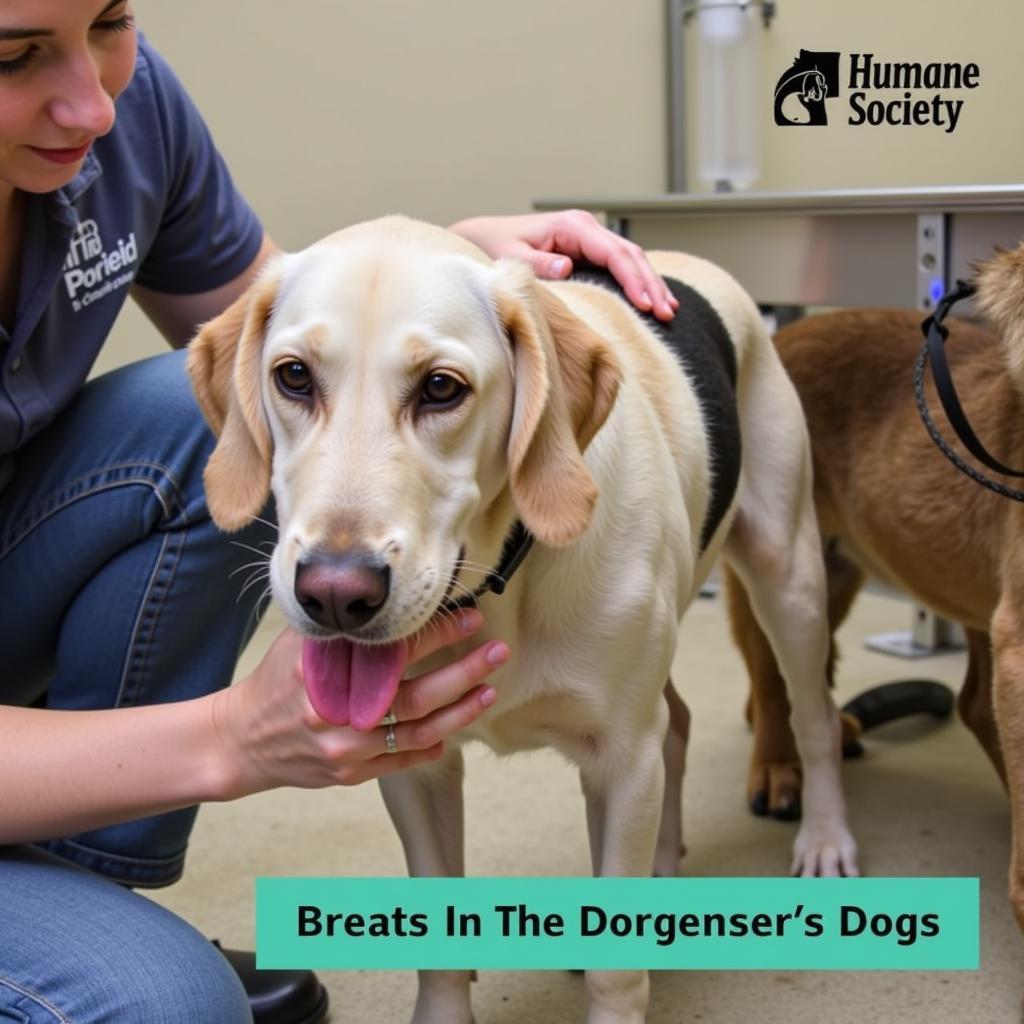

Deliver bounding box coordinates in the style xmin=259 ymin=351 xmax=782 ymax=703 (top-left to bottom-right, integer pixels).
xmin=745 ymin=0 xmax=1024 ymax=192
xmin=99 ymin=0 xmax=669 ymax=372
xmin=98 ymin=0 xmax=1023 ymax=372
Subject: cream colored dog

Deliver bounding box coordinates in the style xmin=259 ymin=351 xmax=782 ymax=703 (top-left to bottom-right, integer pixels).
xmin=187 ymin=216 xmax=857 ymax=1024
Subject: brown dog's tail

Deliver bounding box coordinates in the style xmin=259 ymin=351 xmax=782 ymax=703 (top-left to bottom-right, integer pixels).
xmin=975 ymin=242 xmax=1024 ymax=396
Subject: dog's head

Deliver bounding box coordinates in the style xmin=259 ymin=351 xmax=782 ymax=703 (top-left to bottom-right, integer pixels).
xmin=975 ymin=241 xmax=1024 ymax=395
xmin=187 ymin=216 xmax=620 ymax=727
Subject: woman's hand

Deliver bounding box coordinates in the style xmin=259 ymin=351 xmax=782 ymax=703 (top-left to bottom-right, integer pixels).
xmin=210 ymin=609 xmax=505 ymax=796
xmin=450 ymin=210 xmax=679 ymax=321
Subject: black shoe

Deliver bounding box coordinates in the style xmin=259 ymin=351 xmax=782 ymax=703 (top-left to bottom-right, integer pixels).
xmin=213 ymin=942 xmax=329 ymax=1024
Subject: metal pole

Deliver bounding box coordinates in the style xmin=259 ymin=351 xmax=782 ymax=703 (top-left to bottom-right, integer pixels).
xmin=666 ymin=0 xmax=687 ymax=193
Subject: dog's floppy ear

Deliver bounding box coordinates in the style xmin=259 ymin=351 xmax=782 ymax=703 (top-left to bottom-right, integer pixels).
xmin=493 ymin=260 xmax=621 ymax=546
xmin=975 ymin=243 xmax=1024 ymax=394
xmin=186 ymin=259 xmax=283 ymax=531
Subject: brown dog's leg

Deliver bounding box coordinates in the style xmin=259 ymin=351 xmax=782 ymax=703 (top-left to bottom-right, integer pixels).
xmin=962 ymin=629 xmax=1007 ymax=786
xmin=726 ymin=541 xmax=864 ymax=819
xmin=654 ymin=678 xmax=690 ymax=876
xmin=990 ymin=597 xmax=1024 ymax=932
xmin=820 ymin=541 xmax=867 ymax=757
xmin=724 ymin=564 xmax=801 ymax=818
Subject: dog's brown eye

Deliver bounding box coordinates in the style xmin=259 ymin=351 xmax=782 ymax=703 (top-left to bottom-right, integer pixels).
xmin=275 ymin=360 xmax=313 ymax=398
xmin=420 ymin=371 xmax=466 ymax=409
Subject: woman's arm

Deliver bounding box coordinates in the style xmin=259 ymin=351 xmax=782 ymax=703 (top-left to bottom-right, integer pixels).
xmin=1 ymin=690 xmax=229 ymax=844
xmin=0 ymin=611 xmax=503 ymax=845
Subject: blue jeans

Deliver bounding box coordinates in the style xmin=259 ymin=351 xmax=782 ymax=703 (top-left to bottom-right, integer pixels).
xmin=0 ymin=349 xmax=273 ymax=886
xmin=0 ymin=845 xmax=252 ymax=1023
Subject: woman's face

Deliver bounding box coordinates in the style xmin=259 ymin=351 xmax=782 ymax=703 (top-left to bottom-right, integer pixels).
xmin=0 ymin=0 xmax=137 ymax=197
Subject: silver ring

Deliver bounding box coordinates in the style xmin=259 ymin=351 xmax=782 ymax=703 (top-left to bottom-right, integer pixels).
xmin=380 ymin=710 xmax=398 ymax=726
xmin=385 ymin=723 xmax=398 ymax=754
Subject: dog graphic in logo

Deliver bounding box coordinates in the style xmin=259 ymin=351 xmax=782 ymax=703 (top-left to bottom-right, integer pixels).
xmin=774 ymin=50 xmax=841 ymax=125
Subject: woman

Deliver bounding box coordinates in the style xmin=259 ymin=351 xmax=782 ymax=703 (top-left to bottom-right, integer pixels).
xmin=0 ymin=3 xmax=678 ymax=1021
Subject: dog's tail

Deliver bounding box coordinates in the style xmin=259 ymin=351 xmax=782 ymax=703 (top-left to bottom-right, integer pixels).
xmin=975 ymin=242 xmax=1024 ymax=395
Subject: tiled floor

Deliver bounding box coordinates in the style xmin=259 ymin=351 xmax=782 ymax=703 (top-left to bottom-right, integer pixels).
xmin=151 ymin=589 xmax=1021 ymax=1023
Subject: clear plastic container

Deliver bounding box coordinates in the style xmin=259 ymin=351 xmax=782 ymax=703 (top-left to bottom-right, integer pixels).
xmin=694 ymin=3 xmax=761 ymax=191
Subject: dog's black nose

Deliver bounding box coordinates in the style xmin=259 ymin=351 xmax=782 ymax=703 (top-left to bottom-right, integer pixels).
xmin=294 ymin=551 xmax=391 ymax=632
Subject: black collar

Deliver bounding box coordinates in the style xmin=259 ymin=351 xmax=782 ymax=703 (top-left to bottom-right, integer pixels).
xmin=443 ymin=521 xmax=535 ymax=610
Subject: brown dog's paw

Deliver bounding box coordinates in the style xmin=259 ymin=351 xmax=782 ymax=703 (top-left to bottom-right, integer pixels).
xmin=840 ymin=710 xmax=865 ymax=758
xmin=747 ymin=761 xmax=802 ymax=821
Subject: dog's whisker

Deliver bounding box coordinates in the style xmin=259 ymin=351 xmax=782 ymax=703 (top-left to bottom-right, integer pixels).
xmin=236 ymin=569 xmax=272 ymax=602
xmin=230 ymin=540 xmax=275 ymax=560
xmin=453 ymin=568 xmax=490 ymax=583
xmin=229 ymin=558 xmax=273 ymax=579
xmin=237 ymin=577 xmax=271 ymax=603
xmin=235 ymin=583 xmax=270 ymax=608
xmin=238 ymin=562 xmax=271 ymax=584
xmin=246 ymin=582 xmax=274 ymax=614
xmin=432 ymin=601 xmax=466 ymax=634
xmin=456 ymin=566 xmax=507 ymax=593
xmin=234 ymin=561 xmax=270 ymax=588
xmin=248 ymin=515 xmax=280 ymax=534
xmin=444 ymin=578 xmax=482 ymax=613
xmin=453 ymin=559 xmax=494 ymax=575
xmin=449 ymin=577 xmax=479 ymax=599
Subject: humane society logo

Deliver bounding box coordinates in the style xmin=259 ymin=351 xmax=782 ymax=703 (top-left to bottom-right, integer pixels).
xmin=774 ymin=51 xmax=979 ymax=133
xmin=774 ymin=50 xmax=841 ymax=126
xmin=63 ymin=218 xmax=138 ymax=313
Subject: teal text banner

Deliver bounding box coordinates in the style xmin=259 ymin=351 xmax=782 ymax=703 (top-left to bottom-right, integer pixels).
xmin=255 ymin=876 xmax=978 ymax=971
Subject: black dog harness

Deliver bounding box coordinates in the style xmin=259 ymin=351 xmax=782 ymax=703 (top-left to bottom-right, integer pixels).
xmin=916 ymin=279 xmax=1024 ymax=501
xmin=569 ymin=264 xmax=742 ymax=551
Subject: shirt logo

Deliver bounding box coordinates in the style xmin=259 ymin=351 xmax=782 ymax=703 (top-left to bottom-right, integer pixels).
xmin=63 ymin=218 xmax=138 ymax=312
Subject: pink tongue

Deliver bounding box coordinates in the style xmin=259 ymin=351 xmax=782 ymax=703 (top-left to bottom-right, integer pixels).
xmin=301 ymin=636 xmax=408 ymax=731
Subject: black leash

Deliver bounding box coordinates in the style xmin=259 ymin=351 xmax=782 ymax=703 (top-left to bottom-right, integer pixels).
xmin=915 ymin=279 xmax=1024 ymax=501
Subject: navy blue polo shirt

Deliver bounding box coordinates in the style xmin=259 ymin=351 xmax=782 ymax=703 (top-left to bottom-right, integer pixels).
xmin=0 ymin=36 xmax=264 ymax=494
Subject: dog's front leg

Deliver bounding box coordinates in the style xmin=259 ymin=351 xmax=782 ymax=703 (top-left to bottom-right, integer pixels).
xmin=580 ymin=716 xmax=666 ymax=1024
xmin=379 ymin=747 xmax=474 ymax=1024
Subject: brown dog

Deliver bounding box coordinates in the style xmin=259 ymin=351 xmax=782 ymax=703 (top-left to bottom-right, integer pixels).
xmin=725 ymin=242 xmax=1024 ymax=930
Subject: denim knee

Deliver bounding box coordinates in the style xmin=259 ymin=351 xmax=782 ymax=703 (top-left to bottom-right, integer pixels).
xmin=0 ymin=935 xmax=252 ymax=1024
xmin=109 ymin=922 xmax=253 ymax=1024
xmin=0 ymin=848 xmax=252 ymax=1024
xmin=0 ymin=936 xmax=253 ymax=1024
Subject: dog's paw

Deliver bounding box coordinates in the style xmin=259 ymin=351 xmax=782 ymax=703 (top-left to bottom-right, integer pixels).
xmin=412 ymin=1007 xmax=474 ymax=1024
xmin=652 ymin=840 xmax=687 ymax=878
xmin=410 ymin=970 xmax=475 ymax=1024
xmin=747 ymin=761 xmax=802 ymax=821
xmin=840 ymin=710 xmax=865 ymax=758
xmin=790 ymin=821 xmax=859 ymax=878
